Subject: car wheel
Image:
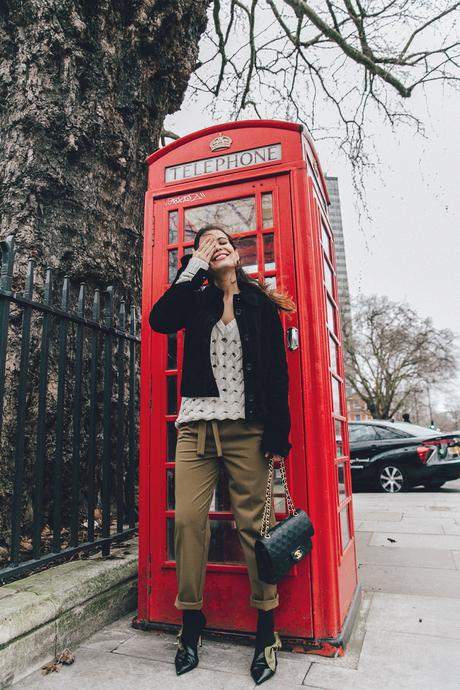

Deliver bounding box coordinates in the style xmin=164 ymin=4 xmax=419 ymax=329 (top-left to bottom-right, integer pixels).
xmin=377 ymin=463 xmax=406 ymax=493
xmin=423 ymin=481 xmax=445 ymax=490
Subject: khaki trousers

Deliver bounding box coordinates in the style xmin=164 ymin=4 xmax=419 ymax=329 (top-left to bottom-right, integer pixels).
xmin=174 ymin=418 xmax=279 ymax=611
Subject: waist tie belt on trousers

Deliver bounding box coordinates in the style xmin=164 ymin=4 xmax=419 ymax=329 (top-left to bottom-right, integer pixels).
xmin=197 ymin=419 xmax=223 ymax=457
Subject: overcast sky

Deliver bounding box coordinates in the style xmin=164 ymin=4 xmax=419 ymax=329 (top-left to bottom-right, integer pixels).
xmin=163 ymin=69 xmax=459 ymax=410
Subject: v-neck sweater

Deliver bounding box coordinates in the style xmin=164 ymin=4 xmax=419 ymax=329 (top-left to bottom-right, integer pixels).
xmin=174 ymin=256 xmax=245 ymax=428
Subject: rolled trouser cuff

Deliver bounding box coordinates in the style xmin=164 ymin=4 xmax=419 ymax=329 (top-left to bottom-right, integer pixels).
xmin=174 ymin=595 xmax=204 ymax=610
xmin=250 ymin=593 xmax=279 ymax=611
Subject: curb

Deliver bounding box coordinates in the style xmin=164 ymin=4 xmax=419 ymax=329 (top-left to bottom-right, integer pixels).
xmin=0 ymin=538 xmax=138 ymax=689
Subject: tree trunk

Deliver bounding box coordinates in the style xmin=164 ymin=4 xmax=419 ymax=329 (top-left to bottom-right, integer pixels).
xmin=0 ymin=0 xmax=208 ymax=553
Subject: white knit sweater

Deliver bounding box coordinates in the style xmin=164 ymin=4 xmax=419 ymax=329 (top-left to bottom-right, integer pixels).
xmin=174 ymin=256 xmax=245 ymax=428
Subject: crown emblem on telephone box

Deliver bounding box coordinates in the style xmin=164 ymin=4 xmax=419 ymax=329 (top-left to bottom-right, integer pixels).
xmin=210 ymin=133 xmax=232 ymax=152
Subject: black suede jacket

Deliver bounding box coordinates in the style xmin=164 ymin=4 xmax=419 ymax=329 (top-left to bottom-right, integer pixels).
xmin=149 ymin=253 xmax=292 ymax=458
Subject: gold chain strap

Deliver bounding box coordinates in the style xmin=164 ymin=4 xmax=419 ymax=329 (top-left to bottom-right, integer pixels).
xmin=260 ymin=458 xmax=296 ymax=538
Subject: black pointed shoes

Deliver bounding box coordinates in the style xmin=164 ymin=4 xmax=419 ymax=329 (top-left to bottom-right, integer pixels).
xmin=174 ymin=612 xmax=282 ymax=683
xmin=174 ymin=611 xmax=207 ymax=676
xmin=250 ymin=631 xmax=282 ymax=685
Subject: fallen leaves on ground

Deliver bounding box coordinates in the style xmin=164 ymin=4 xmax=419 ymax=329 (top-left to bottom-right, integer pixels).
xmin=41 ymin=648 xmax=75 ymax=674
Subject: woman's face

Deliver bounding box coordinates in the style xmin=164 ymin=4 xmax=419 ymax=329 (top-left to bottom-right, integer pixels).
xmin=200 ymin=230 xmax=239 ymax=273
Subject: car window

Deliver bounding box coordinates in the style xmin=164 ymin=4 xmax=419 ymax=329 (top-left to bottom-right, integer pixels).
xmin=392 ymin=422 xmax=440 ymax=437
xmin=348 ymin=425 xmax=380 ymax=442
xmin=374 ymin=426 xmax=408 ymax=440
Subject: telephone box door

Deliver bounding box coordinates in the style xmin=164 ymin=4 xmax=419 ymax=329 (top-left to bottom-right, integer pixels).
xmin=148 ymin=174 xmax=313 ymax=636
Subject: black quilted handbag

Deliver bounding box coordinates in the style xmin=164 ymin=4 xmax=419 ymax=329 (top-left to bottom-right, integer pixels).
xmin=255 ymin=458 xmax=314 ymax=584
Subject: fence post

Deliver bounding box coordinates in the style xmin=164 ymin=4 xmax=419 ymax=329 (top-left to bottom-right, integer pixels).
xmin=33 ymin=266 xmax=54 ymax=559
xmin=102 ymin=286 xmax=114 ymax=557
xmin=0 ymin=234 xmax=15 ymax=447
xmin=70 ymin=282 xmax=86 ymax=548
xmin=11 ymin=258 xmax=35 ymax=565
xmin=52 ymin=275 xmax=70 ymax=553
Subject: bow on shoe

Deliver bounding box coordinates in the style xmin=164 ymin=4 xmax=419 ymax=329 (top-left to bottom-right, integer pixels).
xmin=175 ymin=626 xmax=202 ymax=676
xmin=251 ymin=631 xmax=282 ymax=685
xmin=264 ymin=631 xmax=282 ymax=672
xmin=176 ymin=627 xmax=185 ymax=652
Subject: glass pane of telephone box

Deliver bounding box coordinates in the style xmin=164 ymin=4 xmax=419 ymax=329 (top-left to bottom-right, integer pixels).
xmin=167 ymin=519 xmax=175 ymax=559
xmin=184 ymin=197 xmax=256 ymax=241
xmin=167 ymin=376 xmax=177 ymax=415
xmin=209 ymin=520 xmax=245 ymax=563
xmin=335 ymin=419 xmax=344 ymax=457
xmin=329 ymin=335 xmax=338 ymax=375
xmin=263 ymin=233 xmax=275 ymax=270
xmin=326 ymin=298 xmax=336 ymax=334
xmin=238 ymin=235 xmax=258 ymax=273
xmin=321 ymin=223 xmax=331 ymax=259
xmin=340 ymin=506 xmax=351 ymax=550
xmin=262 ymin=193 xmax=273 ymax=228
xmin=323 ymin=258 xmax=333 ymax=294
xmin=331 ymin=376 xmax=342 ymax=416
xmin=337 ymin=464 xmax=346 ymax=499
xmin=167 ymin=422 xmax=177 ymax=461
xmin=167 ymin=333 xmax=177 ymax=370
xmin=168 ymin=249 xmax=178 ymax=283
xmin=167 ymin=469 xmax=175 ymax=509
xmin=265 ymin=275 xmax=277 ymax=289
xmin=168 ymin=210 xmax=178 ymax=244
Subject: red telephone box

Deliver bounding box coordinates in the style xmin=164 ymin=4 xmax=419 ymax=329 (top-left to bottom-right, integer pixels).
xmin=135 ymin=120 xmax=360 ymax=654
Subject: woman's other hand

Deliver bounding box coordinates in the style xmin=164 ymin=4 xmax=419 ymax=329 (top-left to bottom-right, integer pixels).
xmin=192 ymin=235 xmax=217 ymax=264
xmin=264 ymin=451 xmax=284 ymax=462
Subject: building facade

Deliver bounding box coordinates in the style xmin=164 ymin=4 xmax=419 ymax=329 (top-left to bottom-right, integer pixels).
xmin=325 ymin=176 xmax=371 ymax=422
xmin=325 ymin=176 xmax=351 ymax=326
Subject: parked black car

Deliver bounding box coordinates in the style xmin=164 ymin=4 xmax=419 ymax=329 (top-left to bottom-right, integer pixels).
xmin=348 ymin=421 xmax=460 ymax=493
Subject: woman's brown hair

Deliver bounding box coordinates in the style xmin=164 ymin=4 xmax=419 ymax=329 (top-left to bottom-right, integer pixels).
xmin=194 ymin=224 xmax=296 ymax=313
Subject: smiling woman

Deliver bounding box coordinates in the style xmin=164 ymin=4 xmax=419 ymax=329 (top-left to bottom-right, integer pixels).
xmin=149 ymin=219 xmax=295 ymax=681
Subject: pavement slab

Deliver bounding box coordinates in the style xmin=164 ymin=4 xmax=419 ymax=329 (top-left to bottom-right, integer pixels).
xmin=11 ymin=648 xmax=256 ymax=690
xmin=365 ymin=592 xmax=460 ymax=638
xmin=79 ymin=628 xmax=138 ymax=653
xmin=443 ymin=523 xmax=460 ymax=535
xmin=357 ymin=541 xmax=456 ymax=569
xmin=358 ymin=562 xmax=460 ymax=597
xmin=353 ymin=511 xmax=403 ymax=521
xmin=357 ymin=519 xmax=446 ymax=534
xmin=369 ymin=531 xmax=460 ymax=550
xmin=305 ymin=625 xmax=460 ymax=690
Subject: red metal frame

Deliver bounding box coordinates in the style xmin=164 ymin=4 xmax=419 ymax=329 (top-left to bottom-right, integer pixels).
xmin=136 ymin=120 xmax=359 ymax=652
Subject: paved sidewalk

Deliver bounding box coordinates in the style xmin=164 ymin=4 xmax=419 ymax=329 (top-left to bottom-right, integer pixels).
xmin=12 ymin=479 xmax=460 ymax=690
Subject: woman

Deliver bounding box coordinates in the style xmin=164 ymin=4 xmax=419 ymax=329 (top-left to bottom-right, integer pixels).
xmin=149 ymin=223 xmax=295 ymax=685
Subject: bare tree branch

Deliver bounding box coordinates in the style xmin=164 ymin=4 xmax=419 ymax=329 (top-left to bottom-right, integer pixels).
xmin=187 ymin=1 xmax=460 ymax=170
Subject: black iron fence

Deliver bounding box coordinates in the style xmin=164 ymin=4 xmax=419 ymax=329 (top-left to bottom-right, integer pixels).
xmin=0 ymin=235 xmax=139 ymax=584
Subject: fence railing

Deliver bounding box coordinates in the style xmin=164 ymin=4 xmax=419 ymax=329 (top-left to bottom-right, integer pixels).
xmin=0 ymin=235 xmax=139 ymax=584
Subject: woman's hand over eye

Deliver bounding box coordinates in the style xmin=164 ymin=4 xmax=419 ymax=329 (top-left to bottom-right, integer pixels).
xmin=192 ymin=236 xmax=217 ymax=264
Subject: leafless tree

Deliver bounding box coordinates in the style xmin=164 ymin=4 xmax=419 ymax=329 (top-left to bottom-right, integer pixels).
xmin=193 ymin=1 xmax=460 ymax=167
xmin=343 ymin=294 xmax=458 ymax=419
xmin=436 ymin=402 xmax=460 ymax=431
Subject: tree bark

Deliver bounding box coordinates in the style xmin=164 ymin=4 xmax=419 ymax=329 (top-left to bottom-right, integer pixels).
xmin=0 ymin=0 xmax=208 ymax=553
xmin=0 ymin=0 xmax=208 ymax=287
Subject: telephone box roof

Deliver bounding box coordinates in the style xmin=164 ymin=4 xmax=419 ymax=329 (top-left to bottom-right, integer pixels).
xmin=145 ymin=119 xmax=329 ymax=204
